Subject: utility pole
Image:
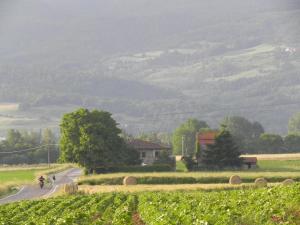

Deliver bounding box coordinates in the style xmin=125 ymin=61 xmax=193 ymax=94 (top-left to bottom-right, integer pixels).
xmin=47 ymin=146 xmax=50 ymax=168
xmin=181 ymin=136 xmax=185 ymax=157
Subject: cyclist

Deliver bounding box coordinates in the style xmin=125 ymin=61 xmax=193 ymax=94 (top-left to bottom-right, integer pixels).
xmin=38 ymin=176 xmax=45 ymax=189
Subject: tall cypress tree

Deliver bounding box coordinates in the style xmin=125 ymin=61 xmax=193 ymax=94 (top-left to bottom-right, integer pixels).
xmin=202 ymin=128 xmax=242 ymax=169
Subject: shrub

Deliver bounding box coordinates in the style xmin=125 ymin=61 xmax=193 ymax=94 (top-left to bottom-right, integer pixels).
xmin=94 ymin=164 xmax=174 ymax=173
xmin=137 ymin=177 xmax=197 ymax=185
xmin=79 ymin=175 xmax=300 ymax=186
xmin=79 ymin=177 xmax=124 ymax=185
xmin=181 ymin=156 xmax=196 ymax=171
xmin=153 ymin=150 xmax=176 ymax=167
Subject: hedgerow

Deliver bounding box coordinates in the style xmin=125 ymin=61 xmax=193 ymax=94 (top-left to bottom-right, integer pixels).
xmin=79 ymin=175 xmax=300 ymax=185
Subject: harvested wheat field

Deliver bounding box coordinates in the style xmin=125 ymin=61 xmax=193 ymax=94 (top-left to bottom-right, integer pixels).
xmin=0 ymin=103 xmax=19 ymax=112
xmin=241 ymin=153 xmax=300 ymax=160
xmin=80 ymin=183 xmax=268 ymax=193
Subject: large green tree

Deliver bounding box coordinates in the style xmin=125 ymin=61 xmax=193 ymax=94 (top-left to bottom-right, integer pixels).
xmin=221 ymin=116 xmax=264 ymax=153
xmin=201 ymin=128 xmax=242 ymax=169
xmin=172 ymin=119 xmax=209 ymax=156
xmin=59 ymin=108 xmax=140 ymax=172
xmin=284 ymin=134 xmax=300 ymax=153
xmin=258 ymin=133 xmax=285 ymax=153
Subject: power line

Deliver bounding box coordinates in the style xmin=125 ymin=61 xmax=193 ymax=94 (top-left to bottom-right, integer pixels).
xmin=156 ymin=101 xmax=300 ymax=116
xmin=0 ymin=144 xmax=58 ymax=154
xmin=120 ymin=100 xmax=300 ymax=128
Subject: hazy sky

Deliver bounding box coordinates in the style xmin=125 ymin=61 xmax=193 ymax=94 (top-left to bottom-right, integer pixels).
xmin=1 ymin=0 xmax=298 ymax=57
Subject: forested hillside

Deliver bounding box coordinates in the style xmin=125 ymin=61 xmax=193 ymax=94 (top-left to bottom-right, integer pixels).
xmin=0 ymin=0 xmax=299 ymax=135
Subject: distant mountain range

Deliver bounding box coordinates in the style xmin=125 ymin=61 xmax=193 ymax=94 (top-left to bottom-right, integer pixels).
xmin=0 ymin=0 xmax=299 ymax=135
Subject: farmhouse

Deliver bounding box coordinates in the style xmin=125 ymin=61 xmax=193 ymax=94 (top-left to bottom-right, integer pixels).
xmin=128 ymin=139 xmax=172 ymax=165
xmin=196 ymin=131 xmax=258 ymax=169
xmin=196 ymin=131 xmax=219 ymax=164
xmin=197 ymin=131 xmax=219 ymax=149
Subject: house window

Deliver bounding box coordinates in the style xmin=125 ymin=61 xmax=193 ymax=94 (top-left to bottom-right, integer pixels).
xmin=141 ymin=152 xmax=146 ymax=158
xmin=154 ymin=151 xmax=159 ymax=158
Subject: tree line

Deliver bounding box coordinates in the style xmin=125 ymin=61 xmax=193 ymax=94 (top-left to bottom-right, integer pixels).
xmin=2 ymin=109 xmax=300 ymax=170
xmin=0 ymin=129 xmax=58 ymax=164
xmin=140 ymin=112 xmax=300 ymax=155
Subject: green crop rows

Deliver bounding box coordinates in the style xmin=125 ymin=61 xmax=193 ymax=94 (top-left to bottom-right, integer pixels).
xmin=1 ymin=184 xmax=300 ymax=225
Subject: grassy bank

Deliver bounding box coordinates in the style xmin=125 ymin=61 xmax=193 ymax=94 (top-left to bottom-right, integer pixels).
xmin=0 ymin=185 xmax=19 ymax=198
xmin=258 ymin=160 xmax=300 ymax=171
xmin=0 ymin=164 xmax=74 ymax=185
xmin=176 ymin=159 xmax=300 ymax=172
xmin=0 ymin=170 xmax=37 ymax=185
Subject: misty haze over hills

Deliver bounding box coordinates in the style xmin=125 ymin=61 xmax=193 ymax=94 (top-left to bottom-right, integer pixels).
xmin=0 ymin=0 xmax=299 ymax=135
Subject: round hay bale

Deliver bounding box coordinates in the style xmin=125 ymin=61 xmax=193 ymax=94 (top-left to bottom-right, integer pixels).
xmin=229 ymin=175 xmax=242 ymax=185
xmin=72 ymin=183 xmax=78 ymax=192
xmin=63 ymin=184 xmax=70 ymax=193
xmin=64 ymin=183 xmax=78 ymax=194
xmin=73 ymin=184 xmax=77 ymax=193
xmin=255 ymin=178 xmax=268 ymax=187
xmin=123 ymin=176 xmax=137 ymax=185
xmin=282 ymin=179 xmax=295 ymax=186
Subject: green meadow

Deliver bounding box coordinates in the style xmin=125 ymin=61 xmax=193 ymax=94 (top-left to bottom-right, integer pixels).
xmin=0 ymin=170 xmax=38 ymax=185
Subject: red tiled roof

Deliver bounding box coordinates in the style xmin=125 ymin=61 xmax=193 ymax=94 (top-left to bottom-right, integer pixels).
xmin=128 ymin=139 xmax=171 ymax=151
xmin=198 ymin=131 xmax=218 ymax=145
xmin=241 ymin=157 xmax=257 ymax=164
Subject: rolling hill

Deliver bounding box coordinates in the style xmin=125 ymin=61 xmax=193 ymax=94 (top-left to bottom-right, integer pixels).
xmin=0 ymin=0 xmax=299 ymax=135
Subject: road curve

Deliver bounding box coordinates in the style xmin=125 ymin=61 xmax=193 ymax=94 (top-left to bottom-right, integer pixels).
xmin=0 ymin=168 xmax=82 ymax=205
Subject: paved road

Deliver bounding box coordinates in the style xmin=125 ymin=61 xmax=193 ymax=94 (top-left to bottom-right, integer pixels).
xmin=0 ymin=168 xmax=82 ymax=205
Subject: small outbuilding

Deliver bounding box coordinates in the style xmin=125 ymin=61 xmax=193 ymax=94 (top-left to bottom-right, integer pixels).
xmin=241 ymin=157 xmax=257 ymax=169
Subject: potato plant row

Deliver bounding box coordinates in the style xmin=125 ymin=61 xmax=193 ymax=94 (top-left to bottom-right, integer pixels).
xmin=0 ymin=184 xmax=300 ymax=225
xmin=138 ymin=184 xmax=300 ymax=225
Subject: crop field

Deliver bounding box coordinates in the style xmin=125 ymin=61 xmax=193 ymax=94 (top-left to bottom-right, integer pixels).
xmin=0 ymin=184 xmax=299 ymax=225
